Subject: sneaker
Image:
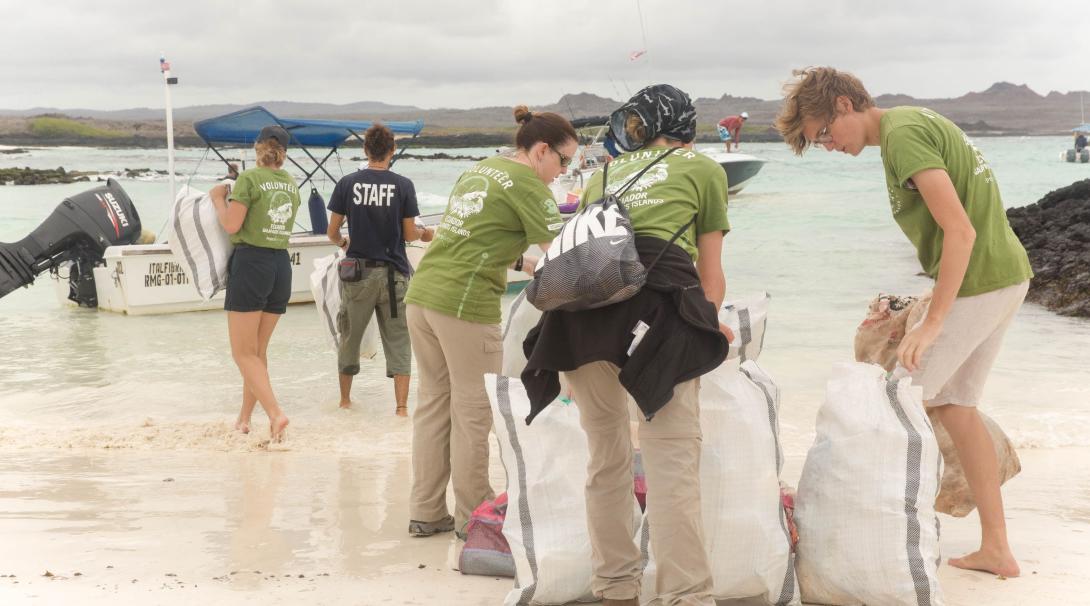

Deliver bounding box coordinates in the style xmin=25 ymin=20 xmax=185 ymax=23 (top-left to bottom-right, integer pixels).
xmin=408 ymin=515 xmax=455 ymax=537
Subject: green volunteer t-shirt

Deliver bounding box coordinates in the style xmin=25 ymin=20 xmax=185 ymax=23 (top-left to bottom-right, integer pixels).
xmin=228 ymin=167 xmax=301 ymax=249
xmin=580 ymin=145 xmax=730 ymax=261
xmin=880 ymin=107 xmax=1033 ymax=297
xmin=405 ymin=156 xmax=564 ymax=324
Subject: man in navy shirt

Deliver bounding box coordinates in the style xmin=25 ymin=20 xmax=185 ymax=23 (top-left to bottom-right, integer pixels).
xmin=327 ymin=124 xmax=434 ymax=415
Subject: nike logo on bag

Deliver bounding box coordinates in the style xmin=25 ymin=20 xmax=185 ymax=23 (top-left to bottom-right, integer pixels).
xmin=608 ymin=239 xmax=625 ymax=245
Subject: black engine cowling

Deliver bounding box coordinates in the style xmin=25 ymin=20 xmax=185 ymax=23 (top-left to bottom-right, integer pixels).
xmin=0 ymin=178 xmax=142 ymax=306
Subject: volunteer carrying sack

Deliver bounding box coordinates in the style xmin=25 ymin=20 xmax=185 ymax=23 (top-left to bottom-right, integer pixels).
xmin=526 ymin=148 xmax=690 ymax=312
xmin=168 ymin=183 xmax=233 ymax=301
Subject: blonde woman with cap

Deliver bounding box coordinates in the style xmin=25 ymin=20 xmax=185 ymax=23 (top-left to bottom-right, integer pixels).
xmin=403 ymin=106 xmax=576 ymax=538
xmin=210 ymin=125 xmax=301 ymax=442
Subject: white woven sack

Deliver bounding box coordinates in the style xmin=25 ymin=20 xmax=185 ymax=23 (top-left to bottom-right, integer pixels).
xmin=168 ymin=183 xmax=233 ymax=301
xmin=501 ymin=289 xmax=543 ymax=377
xmin=720 ymin=292 xmax=770 ymax=368
xmin=795 ymin=362 xmax=943 ymax=606
xmin=488 ymin=374 xmax=637 ymax=606
xmin=639 ymin=360 xmax=799 ymax=605
xmin=309 ymin=252 xmax=378 ymax=359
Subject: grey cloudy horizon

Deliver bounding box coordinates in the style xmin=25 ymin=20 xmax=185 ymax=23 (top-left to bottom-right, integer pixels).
xmin=3 ymin=0 xmax=1088 ymax=112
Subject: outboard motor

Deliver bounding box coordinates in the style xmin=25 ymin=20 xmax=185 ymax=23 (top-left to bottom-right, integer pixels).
xmin=0 ymin=178 xmax=142 ymax=307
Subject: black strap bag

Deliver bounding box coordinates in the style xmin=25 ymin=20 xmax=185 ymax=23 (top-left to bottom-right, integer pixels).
xmin=525 ymin=148 xmax=693 ymax=312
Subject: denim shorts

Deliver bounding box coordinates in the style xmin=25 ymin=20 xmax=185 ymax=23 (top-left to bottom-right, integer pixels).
xmin=224 ymin=245 xmax=292 ymax=314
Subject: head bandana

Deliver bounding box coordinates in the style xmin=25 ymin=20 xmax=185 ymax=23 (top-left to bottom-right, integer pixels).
xmin=608 ymin=84 xmax=697 ymax=152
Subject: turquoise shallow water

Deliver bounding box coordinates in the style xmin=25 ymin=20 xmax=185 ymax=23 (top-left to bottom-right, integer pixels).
xmin=0 ymin=137 xmax=1087 ymax=453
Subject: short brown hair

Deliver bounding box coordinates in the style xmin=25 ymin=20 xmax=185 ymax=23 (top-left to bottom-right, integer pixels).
xmin=776 ymin=66 xmax=875 ymax=155
xmin=512 ymin=105 xmax=577 ymax=151
xmin=254 ymin=138 xmax=286 ymax=168
xmin=363 ymin=123 xmax=396 ymax=161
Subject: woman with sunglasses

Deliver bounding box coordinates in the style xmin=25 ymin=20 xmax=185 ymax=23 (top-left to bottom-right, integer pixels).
xmin=522 ymin=84 xmax=733 ymax=606
xmin=403 ymin=106 xmax=576 ymax=538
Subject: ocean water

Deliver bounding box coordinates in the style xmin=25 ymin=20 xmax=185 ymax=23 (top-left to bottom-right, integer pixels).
xmin=1 ymin=137 xmax=1088 ymax=454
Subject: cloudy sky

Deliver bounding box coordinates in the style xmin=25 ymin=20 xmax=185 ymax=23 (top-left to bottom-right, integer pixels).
xmin=3 ymin=0 xmax=1088 ymax=110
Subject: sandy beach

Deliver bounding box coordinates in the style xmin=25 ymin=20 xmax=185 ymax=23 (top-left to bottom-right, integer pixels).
xmin=1 ymin=405 xmax=1086 ymax=605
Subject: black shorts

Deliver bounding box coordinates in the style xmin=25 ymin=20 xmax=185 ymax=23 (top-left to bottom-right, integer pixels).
xmin=224 ymin=245 xmax=292 ymax=314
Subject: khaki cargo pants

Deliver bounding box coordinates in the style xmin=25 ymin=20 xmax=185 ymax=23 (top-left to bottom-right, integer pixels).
xmin=406 ymin=303 xmax=501 ymax=533
xmin=564 ymin=361 xmax=714 ymax=606
xmin=337 ymin=267 xmax=411 ymax=377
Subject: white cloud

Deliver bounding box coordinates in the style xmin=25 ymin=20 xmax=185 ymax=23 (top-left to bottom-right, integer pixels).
xmin=1 ymin=0 xmax=1087 ymax=110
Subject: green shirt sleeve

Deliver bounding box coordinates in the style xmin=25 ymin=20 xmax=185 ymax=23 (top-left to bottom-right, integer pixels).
xmin=884 ymin=125 xmax=948 ymax=188
xmin=228 ymin=172 xmax=256 ymax=208
xmin=512 ymin=182 xmax=564 ymax=244
xmin=695 ymin=159 xmax=731 ymax=235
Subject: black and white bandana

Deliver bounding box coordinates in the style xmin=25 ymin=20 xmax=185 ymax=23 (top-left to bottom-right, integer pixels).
xmin=608 ymin=84 xmax=697 ymax=151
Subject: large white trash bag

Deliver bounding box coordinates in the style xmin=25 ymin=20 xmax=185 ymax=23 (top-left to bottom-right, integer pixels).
xmin=309 ymin=252 xmax=378 ymax=358
xmin=720 ymin=292 xmax=771 ymax=369
xmin=639 ymin=360 xmax=799 ymax=605
xmin=796 ymin=362 xmax=943 ymax=606
xmin=488 ymin=374 xmax=633 ymax=606
xmin=501 ymin=289 xmax=543 ymax=378
xmin=168 ymin=183 xmax=233 ymax=301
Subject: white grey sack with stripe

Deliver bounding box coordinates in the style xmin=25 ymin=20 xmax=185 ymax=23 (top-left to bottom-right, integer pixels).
xmin=501 ymin=289 xmax=542 ymax=378
xmin=309 ymin=252 xmax=378 ymax=358
xmin=168 ymin=184 xmax=233 ymax=301
xmin=796 ymin=362 xmax=943 ymax=606
xmin=487 ymin=374 xmax=639 ymax=606
xmin=720 ymin=292 xmax=771 ymax=371
xmin=638 ymin=360 xmax=800 ymax=605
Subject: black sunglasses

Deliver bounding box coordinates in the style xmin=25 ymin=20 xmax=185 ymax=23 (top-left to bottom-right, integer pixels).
xmin=549 ymin=145 xmax=572 ymax=168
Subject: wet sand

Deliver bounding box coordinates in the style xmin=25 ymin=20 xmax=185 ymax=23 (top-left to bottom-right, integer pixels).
xmin=0 ymin=420 xmax=1086 ymax=606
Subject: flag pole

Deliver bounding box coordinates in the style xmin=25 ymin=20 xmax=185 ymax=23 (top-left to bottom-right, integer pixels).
xmin=161 ymin=54 xmax=178 ymax=205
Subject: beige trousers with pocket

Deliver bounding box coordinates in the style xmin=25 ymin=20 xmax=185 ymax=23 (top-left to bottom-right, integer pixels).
xmin=407 ymin=303 xmax=501 ymax=533
xmin=564 ymin=361 xmax=714 ymax=606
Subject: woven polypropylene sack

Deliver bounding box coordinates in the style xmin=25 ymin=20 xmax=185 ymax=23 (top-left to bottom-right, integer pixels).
xmin=168 ymin=184 xmax=233 ymax=301
xmin=795 ymin=362 xmax=944 ymax=606
xmin=639 ymin=360 xmax=799 ymax=605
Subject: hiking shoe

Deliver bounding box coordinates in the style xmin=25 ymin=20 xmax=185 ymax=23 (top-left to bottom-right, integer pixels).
xmin=408 ymin=515 xmax=455 ymax=537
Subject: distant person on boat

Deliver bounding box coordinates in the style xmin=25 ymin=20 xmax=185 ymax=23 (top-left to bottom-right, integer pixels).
xmin=1075 ymin=132 xmax=1087 ymax=153
xmin=776 ymin=66 xmax=1033 ymax=579
xmin=326 ymin=123 xmax=434 ymax=415
xmin=522 ymin=84 xmax=733 ymax=606
xmin=717 ymin=111 xmax=748 ymax=152
xmin=222 ymin=162 xmax=240 ymax=181
xmin=209 ymin=125 xmax=301 ymax=442
xmin=402 ymin=106 xmax=573 ymax=539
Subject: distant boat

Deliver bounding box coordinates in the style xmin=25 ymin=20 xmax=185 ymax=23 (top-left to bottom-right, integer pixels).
xmin=1062 ymin=123 xmax=1089 ymax=163
xmin=548 ymin=115 xmax=766 ymax=207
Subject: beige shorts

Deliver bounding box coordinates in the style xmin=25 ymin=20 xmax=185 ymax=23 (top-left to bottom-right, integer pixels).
xmin=909 ymin=280 xmax=1029 ymax=407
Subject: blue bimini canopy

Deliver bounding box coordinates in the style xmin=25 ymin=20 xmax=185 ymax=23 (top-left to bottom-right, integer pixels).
xmin=1072 ymin=123 xmax=1090 ymax=133
xmin=193 ymin=105 xmax=424 ymax=148
xmin=192 ymin=106 xmax=424 ymax=195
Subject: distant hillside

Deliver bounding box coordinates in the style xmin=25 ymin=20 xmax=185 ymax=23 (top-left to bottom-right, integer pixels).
xmin=1 ymin=83 xmax=1087 ymax=147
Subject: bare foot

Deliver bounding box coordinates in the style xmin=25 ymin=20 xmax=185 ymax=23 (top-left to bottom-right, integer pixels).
xmin=949 ymin=548 xmax=1020 ymax=577
xmin=395 ymin=404 xmax=408 ymax=417
xmin=338 ymin=400 xmax=352 ymax=410
xmin=234 ymin=419 xmax=251 ymax=434
xmin=270 ymin=415 xmax=290 ymax=443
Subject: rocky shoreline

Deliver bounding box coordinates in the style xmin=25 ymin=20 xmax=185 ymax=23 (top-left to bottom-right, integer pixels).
xmin=0 ymin=166 xmax=168 ymax=185
xmin=1007 ymin=179 xmax=1090 ymax=317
